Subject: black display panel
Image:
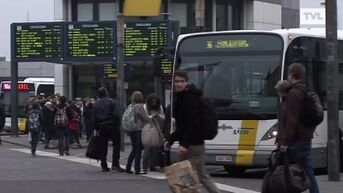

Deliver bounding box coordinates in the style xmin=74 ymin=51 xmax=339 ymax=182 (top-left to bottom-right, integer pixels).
xmin=101 ymin=63 xmax=117 ymax=78
xmin=124 ymin=21 xmax=171 ymax=60
xmin=65 ymin=22 xmax=116 ymax=61
xmin=12 ymin=23 xmax=63 ymax=61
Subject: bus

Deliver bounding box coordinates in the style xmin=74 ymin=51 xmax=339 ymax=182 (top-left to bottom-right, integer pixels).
xmin=169 ymin=28 xmax=343 ymax=174
xmin=0 ymin=81 xmax=35 ymax=133
xmin=23 ymin=77 xmax=54 ymax=96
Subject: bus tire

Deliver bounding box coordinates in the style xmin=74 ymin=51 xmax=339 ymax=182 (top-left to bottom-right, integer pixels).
xmin=224 ymin=166 xmax=246 ymax=176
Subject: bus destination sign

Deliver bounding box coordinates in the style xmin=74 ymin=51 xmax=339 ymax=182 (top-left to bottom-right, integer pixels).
xmin=206 ymin=40 xmax=250 ymax=49
xmin=66 ymin=22 xmax=116 ymax=60
xmin=13 ymin=23 xmax=62 ymax=60
xmin=124 ymin=21 xmax=170 ymax=59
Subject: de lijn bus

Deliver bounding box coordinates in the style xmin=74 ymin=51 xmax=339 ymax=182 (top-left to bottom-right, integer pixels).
xmin=0 ymin=81 xmax=35 ymax=133
xmin=169 ymin=28 xmax=343 ymax=174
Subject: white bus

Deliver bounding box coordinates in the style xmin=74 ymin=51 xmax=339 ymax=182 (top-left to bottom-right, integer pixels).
xmin=170 ymin=28 xmax=343 ymax=174
xmin=23 ymin=77 xmax=54 ymax=96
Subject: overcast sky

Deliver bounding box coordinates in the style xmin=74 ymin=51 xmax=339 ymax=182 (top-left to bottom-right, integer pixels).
xmin=1 ymin=0 xmax=342 ymax=61
xmin=301 ymin=0 xmax=342 ymax=29
xmin=0 ymin=0 xmax=55 ymax=61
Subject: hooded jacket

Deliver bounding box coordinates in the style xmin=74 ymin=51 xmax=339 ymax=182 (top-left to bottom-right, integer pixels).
xmin=168 ymin=85 xmax=204 ymax=148
xmin=277 ymin=81 xmax=314 ymax=146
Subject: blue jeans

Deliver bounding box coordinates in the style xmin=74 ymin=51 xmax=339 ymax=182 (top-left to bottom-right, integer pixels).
xmin=289 ymin=141 xmax=320 ymax=193
xmin=126 ymin=130 xmax=143 ymax=172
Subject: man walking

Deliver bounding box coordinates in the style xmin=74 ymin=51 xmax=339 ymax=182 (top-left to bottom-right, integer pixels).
xmin=165 ymin=70 xmax=220 ymax=193
xmin=92 ymin=87 xmax=124 ymax=172
xmin=277 ymin=63 xmax=320 ymax=193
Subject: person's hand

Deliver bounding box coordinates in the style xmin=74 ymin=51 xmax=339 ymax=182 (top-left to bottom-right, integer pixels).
xmin=178 ymin=146 xmax=188 ymax=158
xmin=280 ymin=145 xmax=288 ymax=152
xmin=164 ymin=141 xmax=171 ymax=151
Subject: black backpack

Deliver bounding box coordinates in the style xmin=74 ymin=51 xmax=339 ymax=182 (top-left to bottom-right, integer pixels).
xmin=198 ymin=97 xmax=218 ymax=140
xmin=297 ymin=87 xmax=324 ymax=129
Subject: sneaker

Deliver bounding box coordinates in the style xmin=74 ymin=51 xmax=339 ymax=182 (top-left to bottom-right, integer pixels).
xmin=125 ymin=169 xmax=134 ymax=174
xmin=101 ymin=167 xmax=111 ymax=172
xmin=77 ymin=144 xmax=82 ymax=148
xmin=64 ymin=151 xmax=70 ymax=156
xmin=111 ymin=165 xmax=125 ymax=172
xmin=31 ymin=152 xmax=36 ymax=157
xmin=134 ymin=171 xmax=147 ymax=175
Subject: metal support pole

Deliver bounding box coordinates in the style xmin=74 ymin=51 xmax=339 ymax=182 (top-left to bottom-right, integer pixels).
xmin=68 ymin=65 xmax=73 ymax=99
xmin=326 ymin=0 xmax=340 ymax=181
xmin=117 ymin=0 xmax=125 ymax=151
xmin=10 ymin=61 xmax=18 ymax=137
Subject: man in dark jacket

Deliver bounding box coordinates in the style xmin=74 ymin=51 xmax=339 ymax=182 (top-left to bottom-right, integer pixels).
xmin=0 ymin=102 xmax=5 ymax=145
xmin=165 ymin=70 xmax=220 ymax=193
xmin=277 ymin=63 xmax=319 ymax=193
xmin=92 ymin=87 xmax=124 ymax=172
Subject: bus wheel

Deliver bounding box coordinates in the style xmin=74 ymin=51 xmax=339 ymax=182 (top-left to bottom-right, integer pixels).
xmin=224 ymin=166 xmax=246 ymax=176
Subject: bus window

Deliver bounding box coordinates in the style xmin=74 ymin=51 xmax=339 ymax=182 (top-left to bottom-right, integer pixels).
xmin=37 ymin=84 xmax=54 ymax=96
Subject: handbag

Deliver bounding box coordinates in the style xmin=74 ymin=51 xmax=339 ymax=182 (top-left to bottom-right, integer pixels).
xmin=262 ymin=149 xmax=311 ymax=193
xmin=165 ymin=160 xmax=202 ymax=193
xmin=141 ymin=122 xmax=164 ymax=147
xmin=85 ymin=133 xmax=102 ymax=160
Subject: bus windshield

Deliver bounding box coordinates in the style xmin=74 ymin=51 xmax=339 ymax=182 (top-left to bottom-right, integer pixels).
xmin=176 ymin=33 xmax=284 ymax=119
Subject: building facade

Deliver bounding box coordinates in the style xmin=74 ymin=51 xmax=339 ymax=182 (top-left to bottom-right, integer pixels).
xmin=0 ymin=0 xmax=299 ymax=99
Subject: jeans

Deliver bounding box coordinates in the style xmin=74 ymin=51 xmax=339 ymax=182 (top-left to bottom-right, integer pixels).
xmin=57 ymin=127 xmax=70 ymax=155
xmin=126 ymin=130 xmax=143 ymax=172
xmin=289 ymin=141 xmax=320 ymax=193
xmin=30 ymin=131 xmax=40 ymax=154
xmin=181 ymin=145 xmax=220 ymax=193
xmin=98 ymin=127 xmax=121 ymax=168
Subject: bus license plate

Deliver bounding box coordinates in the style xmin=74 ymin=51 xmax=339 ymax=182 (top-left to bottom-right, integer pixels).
xmin=216 ymin=155 xmax=232 ymax=162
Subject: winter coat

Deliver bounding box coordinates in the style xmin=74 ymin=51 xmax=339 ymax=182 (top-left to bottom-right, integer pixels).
xmin=42 ymin=106 xmax=55 ymax=131
xmin=277 ymin=81 xmax=314 ymax=146
xmin=133 ymin=103 xmax=151 ymax=130
xmin=168 ymin=85 xmax=204 ymax=148
xmin=91 ymin=97 xmax=120 ymax=130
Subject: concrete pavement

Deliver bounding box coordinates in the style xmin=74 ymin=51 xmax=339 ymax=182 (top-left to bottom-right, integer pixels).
xmin=1 ymin=134 xmax=343 ymax=193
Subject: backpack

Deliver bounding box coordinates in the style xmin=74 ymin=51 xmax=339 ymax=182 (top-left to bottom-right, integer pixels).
xmin=297 ymin=87 xmax=324 ymax=129
xmin=198 ymin=97 xmax=218 ymax=140
xmin=27 ymin=110 xmax=42 ymax=132
xmin=122 ymin=104 xmax=138 ymax=132
xmin=54 ymin=107 xmax=68 ymax=127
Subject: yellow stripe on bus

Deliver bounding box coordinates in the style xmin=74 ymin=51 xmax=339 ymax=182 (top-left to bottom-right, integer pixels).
xmin=235 ymin=120 xmax=258 ymax=166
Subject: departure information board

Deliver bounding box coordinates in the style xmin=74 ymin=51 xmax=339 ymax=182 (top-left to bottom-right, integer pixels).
xmin=124 ymin=21 xmax=171 ymax=60
xmin=66 ymin=22 xmax=116 ymax=60
xmin=101 ymin=63 xmax=117 ymax=78
xmin=13 ymin=23 xmax=62 ymax=61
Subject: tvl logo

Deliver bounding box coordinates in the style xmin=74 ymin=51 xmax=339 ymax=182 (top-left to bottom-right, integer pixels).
xmin=300 ymin=8 xmax=326 ymax=25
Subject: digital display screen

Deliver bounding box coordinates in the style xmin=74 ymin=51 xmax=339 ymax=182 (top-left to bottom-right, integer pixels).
xmin=1 ymin=83 xmax=34 ymax=92
xmin=101 ymin=63 xmax=117 ymax=78
xmin=124 ymin=21 xmax=170 ymax=59
xmin=13 ymin=23 xmax=62 ymax=60
xmin=66 ymin=22 xmax=116 ymax=60
xmin=160 ymin=58 xmax=173 ymax=77
xmin=206 ymin=40 xmax=250 ymax=49
xmin=179 ymin=34 xmax=283 ymax=53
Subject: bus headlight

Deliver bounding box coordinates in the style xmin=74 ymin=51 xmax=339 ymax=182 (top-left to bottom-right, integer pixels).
xmin=261 ymin=123 xmax=278 ymax=141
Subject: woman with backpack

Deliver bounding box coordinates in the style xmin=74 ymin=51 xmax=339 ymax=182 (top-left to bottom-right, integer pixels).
xmin=27 ymin=101 xmax=43 ymax=156
xmin=54 ymin=96 xmax=72 ymax=156
xmin=124 ymin=91 xmax=150 ymax=175
xmin=142 ymin=94 xmax=165 ymax=173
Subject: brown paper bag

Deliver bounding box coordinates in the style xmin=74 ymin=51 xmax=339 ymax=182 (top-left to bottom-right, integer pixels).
xmin=165 ymin=160 xmax=202 ymax=193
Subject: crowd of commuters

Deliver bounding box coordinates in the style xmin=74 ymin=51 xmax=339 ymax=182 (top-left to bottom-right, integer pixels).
xmin=22 ymin=95 xmax=96 ymax=156
xmin=0 ymin=63 xmax=320 ymax=193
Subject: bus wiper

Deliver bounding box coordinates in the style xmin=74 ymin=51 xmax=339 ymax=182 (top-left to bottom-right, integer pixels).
xmin=182 ymin=61 xmax=222 ymax=71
